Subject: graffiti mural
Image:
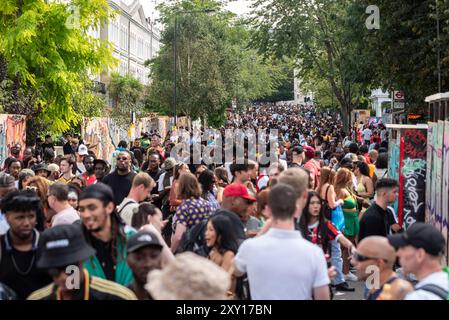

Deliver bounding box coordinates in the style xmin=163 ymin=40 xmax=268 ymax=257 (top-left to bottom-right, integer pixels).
xmin=401 ymin=129 xmax=427 ymax=229
xmin=0 ymin=114 xmax=26 ymax=166
xmin=388 ymin=139 xmax=400 ymax=215
xmin=442 ymin=121 xmax=449 ymax=263
xmin=81 ymin=118 xmax=116 ymax=162
xmin=425 ymin=123 xmax=434 ymax=225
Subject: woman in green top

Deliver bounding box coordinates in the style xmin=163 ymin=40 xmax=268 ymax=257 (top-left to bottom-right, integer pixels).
xmin=335 ymin=168 xmax=359 ymax=276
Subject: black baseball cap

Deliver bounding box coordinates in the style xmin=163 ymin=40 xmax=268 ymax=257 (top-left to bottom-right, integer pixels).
xmin=126 ymin=230 xmax=163 ymax=253
xmin=388 ymin=222 xmax=445 ymax=256
xmin=37 ymin=224 xmax=96 ymax=269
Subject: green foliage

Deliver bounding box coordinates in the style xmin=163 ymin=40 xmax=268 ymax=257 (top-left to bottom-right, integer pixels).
xmin=357 ymin=0 xmax=449 ymax=109
xmin=108 ymin=72 xmax=146 ymax=128
xmin=0 ymin=0 xmax=115 ymax=134
xmin=146 ymin=0 xmax=286 ymax=127
xmin=250 ymin=0 xmax=377 ymax=131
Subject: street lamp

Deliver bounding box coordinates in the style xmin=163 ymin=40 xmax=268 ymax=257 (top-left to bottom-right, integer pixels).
xmin=173 ymin=8 xmax=216 ymax=128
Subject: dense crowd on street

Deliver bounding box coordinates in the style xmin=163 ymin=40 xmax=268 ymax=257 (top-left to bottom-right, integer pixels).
xmin=0 ymin=103 xmax=448 ymax=300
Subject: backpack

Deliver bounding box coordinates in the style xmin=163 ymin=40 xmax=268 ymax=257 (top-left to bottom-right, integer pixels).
xmin=177 ymin=219 xmax=209 ymax=257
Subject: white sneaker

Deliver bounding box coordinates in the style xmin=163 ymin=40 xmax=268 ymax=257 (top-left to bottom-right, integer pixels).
xmin=344 ymin=272 xmax=358 ymax=282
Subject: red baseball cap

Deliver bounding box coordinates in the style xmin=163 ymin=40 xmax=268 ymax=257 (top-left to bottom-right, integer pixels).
xmin=223 ymin=183 xmax=256 ymax=202
xmin=304 ymin=146 xmax=315 ymax=159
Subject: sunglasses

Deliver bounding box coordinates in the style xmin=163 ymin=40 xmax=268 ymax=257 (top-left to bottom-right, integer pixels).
xmin=26 ymin=186 xmax=38 ymax=191
xmin=116 ymin=157 xmax=129 ymax=161
xmin=352 ymin=251 xmax=384 ymax=262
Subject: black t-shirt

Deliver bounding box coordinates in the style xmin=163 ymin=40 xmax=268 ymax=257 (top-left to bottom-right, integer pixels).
xmin=41 ymin=143 xmax=55 ymax=151
xmin=89 ymin=236 xmax=115 ymax=282
xmin=102 ymin=171 xmax=136 ymax=205
xmin=63 ymin=142 xmax=73 ymax=155
xmin=148 ymin=168 xmax=162 ymax=188
xmin=0 ymin=231 xmax=52 ymax=300
xmin=359 ymin=203 xmax=392 ymax=241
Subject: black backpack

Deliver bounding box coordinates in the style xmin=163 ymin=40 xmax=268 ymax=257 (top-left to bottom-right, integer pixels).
xmin=177 ymin=219 xmax=209 ymax=257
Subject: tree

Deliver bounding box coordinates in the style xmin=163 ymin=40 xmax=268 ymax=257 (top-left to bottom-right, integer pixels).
xmin=259 ymin=63 xmax=295 ymax=103
xmin=108 ymin=73 xmax=145 ymax=128
xmin=0 ymin=0 xmax=115 ymax=134
xmin=250 ymin=0 xmax=377 ymax=132
xmin=357 ymin=0 xmax=449 ymax=110
xmin=146 ymin=0 xmax=286 ymax=127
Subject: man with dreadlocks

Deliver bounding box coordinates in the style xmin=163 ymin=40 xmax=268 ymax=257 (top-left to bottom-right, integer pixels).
xmin=78 ymin=183 xmax=136 ymax=286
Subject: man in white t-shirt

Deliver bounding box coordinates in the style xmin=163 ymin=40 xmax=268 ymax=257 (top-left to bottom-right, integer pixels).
xmin=47 ymin=183 xmax=80 ymax=227
xmin=363 ymin=127 xmax=372 ymax=146
xmin=234 ymin=169 xmax=330 ymax=300
xmin=388 ymin=223 xmax=449 ymax=300
xmin=117 ymin=173 xmax=155 ymax=226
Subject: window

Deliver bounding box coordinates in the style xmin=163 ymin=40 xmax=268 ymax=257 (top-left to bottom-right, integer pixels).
xmin=120 ymin=60 xmax=127 ymax=76
xmin=130 ymin=32 xmax=137 ymax=55
xmin=120 ymin=24 xmax=129 ymax=51
xmin=109 ymin=20 xmax=120 ymax=46
xmin=138 ymin=38 xmax=144 ymax=59
xmin=145 ymin=42 xmax=151 ymax=60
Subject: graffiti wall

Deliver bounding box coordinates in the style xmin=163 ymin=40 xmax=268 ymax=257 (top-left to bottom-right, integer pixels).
xmin=81 ymin=118 xmax=116 ymax=162
xmin=388 ymin=136 xmax=401 ymax=215
xmin=82 ymin=116 xmax=176 ymax=160
xmin=388 ymin=125 xmax=427 ymax=230
xmin=442 ymin=121 xmax=449 ymax=262
xmin=425 ymin=121 xmax=449 ymax=264
xmin=401 ymin=128 xmax=427 ymax=229
xmin=0 ymin=114 xmax=26 ymax=166
xmin=426 ymin=123 xmax=435 ymax=226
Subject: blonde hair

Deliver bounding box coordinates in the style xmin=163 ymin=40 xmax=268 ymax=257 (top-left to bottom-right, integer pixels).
xmin=132 ymin=172 xmax=155 ymax=189
xmin=278 ymin=168 xmax=308 ymax=198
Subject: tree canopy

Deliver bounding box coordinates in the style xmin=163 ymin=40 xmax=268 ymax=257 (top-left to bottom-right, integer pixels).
xmin=146 ymin=0 xmax=288 ymax=127
xmin=0 ymin=0 xmax=116 ymax=134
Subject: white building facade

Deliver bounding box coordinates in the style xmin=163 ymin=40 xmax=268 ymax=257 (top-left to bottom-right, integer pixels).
xmin=86 ymin=0 xmax=161 ymax=88
xmin=105 ymin=0 xmax=161 ymax=85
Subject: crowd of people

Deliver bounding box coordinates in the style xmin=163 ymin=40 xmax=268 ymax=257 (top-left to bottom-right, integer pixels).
xmin=0 ymin=103 xmax=447 ymax=300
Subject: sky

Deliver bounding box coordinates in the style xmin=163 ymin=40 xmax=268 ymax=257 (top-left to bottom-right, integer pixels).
xmin=139 ymin=0 xmax=254 ymax=24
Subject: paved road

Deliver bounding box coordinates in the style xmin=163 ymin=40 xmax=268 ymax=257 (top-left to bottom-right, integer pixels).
xmin=333 ymin=281 xmax=365 ymax=300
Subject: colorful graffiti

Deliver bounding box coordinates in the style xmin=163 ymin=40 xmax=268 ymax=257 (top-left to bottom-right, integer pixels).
xmin=82 ymin=116 xmax=177 ymax=160
xmin=426 ymin=123 xmax=435 ymax=226
xmin=443 ymin=121 xmax=449 ymax=263
xmin=81 ymin=118 xmax=116 ymax=163
xmin=442 ymin=121 xmax=449 ymax=263
xmin=401 ymin=128 xmax=427 ymax=229
xmin=425 ymin=121 xmax=449 ymax=264
xmin=0 ymin=114 xmax=26 ymax=166
xmin=368 ymin=117 xmax=384 ymax=126
xmin=388 ymin=138 xmax=400 ymax=215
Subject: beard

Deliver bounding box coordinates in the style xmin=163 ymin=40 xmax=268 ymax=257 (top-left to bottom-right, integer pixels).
xmin=117 ymin=165 xmax=129 ymax=173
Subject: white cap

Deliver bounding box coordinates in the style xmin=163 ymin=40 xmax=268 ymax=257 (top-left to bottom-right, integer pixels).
xmin=77 ymin=144 xmax=89 ymax=156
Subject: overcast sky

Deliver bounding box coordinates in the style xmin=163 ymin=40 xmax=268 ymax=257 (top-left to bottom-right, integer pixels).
xmin=140 ymin=0 xmax=254 ymax=24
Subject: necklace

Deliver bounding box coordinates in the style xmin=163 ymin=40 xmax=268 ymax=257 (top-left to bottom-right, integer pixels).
xmin=11 ymin=250 xmax=36 ymax=276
